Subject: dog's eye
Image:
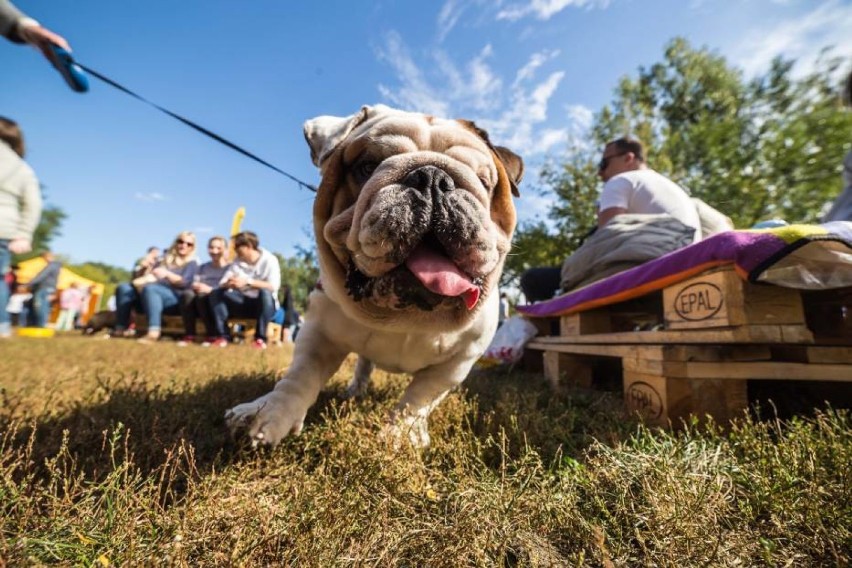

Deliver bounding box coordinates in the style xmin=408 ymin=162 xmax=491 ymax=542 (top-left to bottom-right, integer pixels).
xmin=478 ymin=175 xmax=493 ymax=190
xmin=353 ymin=161 xmax=379 ymax=183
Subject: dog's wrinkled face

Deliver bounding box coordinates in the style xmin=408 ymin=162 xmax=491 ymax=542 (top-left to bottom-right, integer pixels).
xmin=307 ymin=105 xmax=523 ymax=329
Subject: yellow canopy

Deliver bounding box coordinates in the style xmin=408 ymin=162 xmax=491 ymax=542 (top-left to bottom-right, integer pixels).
xmin=15 ymin=258 xmax=105 ymax=296
xmin=15 ymin=258 xmax=105 ymax=323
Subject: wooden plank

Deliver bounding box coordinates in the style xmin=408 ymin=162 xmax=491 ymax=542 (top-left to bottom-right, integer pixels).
xmin=623 ymin=371 xmax=748 ymax=426
xmin=528 ymin=342 xmax=667 ymax=360
xmin=663 ymin=267 xmax=805 ymax=330
xmin=561 ymin=311 xmax=611 ymax=336
xmin=663 ymin=268 xmax=738 ymax=329
xmin=543 ymin=352 xmax=593 ymax=391
xmin=623 ymin=359 xmax=851 ymax=382
xmin=527 ymin=342 xmax=774 ymax=364
xmin=806 ymin=346 xmax=852 ymax=364
xmin=529 ymin=324 xmax=814 ymax=346
xmin=688 ymin=377 xmax=749 ymax=424
xmin=623 ymin=371 xmax=690 ymax=426
xmin=229 ymin=319 xmax=283 ymax=345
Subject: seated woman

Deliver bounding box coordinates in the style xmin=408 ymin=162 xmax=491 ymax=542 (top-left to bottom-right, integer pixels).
xmin=113 ymin=232 xmax=199 ymax=341
xmin=177 ymin=235 xmax=230 ymax=344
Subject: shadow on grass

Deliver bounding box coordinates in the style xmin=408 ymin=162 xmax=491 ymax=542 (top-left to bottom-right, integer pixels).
xmin=1 ymin=362 xmax=635 ymax=500
xmin=1 ymin=372 xmax=352 ymax=486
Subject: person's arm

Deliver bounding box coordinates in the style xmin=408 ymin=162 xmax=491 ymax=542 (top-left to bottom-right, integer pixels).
xmin=9 ymin=163 xmax=42 ymax=255
xmin=597 ymin=206 xmax=628 ymax=228
xmin=246 ymin=253 xmax=281 ymax=293
xmin=219 ymin=265 xmax=238 ymax=288
xmin=27 ymin=265 xmax=48 ymax=288
xmin=597 ymin=176 xmax=632 ymax=228
xmin=0 ymin=0 xmax=26 ymax=41
xmin=0 ymin=0 xmax=71 ymax=57
xmin=156 ymin=261 xmax=197 ymax=288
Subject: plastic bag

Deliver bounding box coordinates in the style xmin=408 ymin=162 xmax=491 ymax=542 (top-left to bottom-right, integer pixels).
xmin=479 ymin=315 xmax=539 ymax=367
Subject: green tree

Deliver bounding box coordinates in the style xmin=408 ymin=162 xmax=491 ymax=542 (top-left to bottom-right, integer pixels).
xmin=508 ymin=38 xmax=852 ymax=284
xmin=13 ymin=184 xmax=66 ymax=263
xmin=30 ymin=204 xmax=67 ymax=254
xmin=275 ymin=243 xmax=320 ymax=314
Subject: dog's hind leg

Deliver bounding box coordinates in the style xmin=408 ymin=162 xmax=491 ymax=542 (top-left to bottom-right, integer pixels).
xmin=344 ymin=356 xmax=374 ymax=399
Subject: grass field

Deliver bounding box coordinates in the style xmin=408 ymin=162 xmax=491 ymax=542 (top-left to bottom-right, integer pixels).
xmin=0 ymin=334 xmax=849 ymax=566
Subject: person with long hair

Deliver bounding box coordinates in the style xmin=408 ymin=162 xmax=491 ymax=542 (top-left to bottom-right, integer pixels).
xmin=0 ymin=116 xmax=41 ymax=338
xmin=112 ymin=231 xmax=199 ymax=342
xmin=177 ymin=235 xmax=230 ymax=345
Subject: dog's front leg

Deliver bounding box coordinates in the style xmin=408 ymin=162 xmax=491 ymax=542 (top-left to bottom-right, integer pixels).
xmin=226 ymin=326 xmax=348 ymax=447
xmin=389 ymin=356 xmax=477 ymax=448
xmin=343 ymin=356 xmax=374 ymax=399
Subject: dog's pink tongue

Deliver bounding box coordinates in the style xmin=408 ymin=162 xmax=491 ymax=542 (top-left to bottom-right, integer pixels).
xmin=405 ymin=245 xmax=480 ymax=310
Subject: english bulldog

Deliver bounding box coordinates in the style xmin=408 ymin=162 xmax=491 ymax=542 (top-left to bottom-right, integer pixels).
xmin=226 ymin=104 xmax=523 ymax=447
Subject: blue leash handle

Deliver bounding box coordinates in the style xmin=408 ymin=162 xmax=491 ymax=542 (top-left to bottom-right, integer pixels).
xmin=46 ymin=44 xmax=89 ymax=93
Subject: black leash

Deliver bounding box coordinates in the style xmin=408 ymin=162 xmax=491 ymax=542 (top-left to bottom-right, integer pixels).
xmin=74 ymin=62 xmax=318 ymax=192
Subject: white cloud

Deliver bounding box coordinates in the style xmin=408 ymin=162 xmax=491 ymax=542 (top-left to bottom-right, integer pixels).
xmin=134 ymin=192 xmax=166 ymax=202
xmin=375 ymin=37 xmax=591 ymax=160
xmin=376 ymin=32 xmax=450 ymax=116
xmin=375 ymin=32 xmax=506 ymax=117
xmin=564 ymin=104 xmax=594 ymax=148
xmin=496 ymin=0 xmax=611 ymax=21
xmin=477 ymin=69 xmax=565 ymax=154
xmin=193 ymin=226 xmax=214 ymax=235
xmin=731 ymin=0 xmax=852 ymax=77
xmin=436 ymin=0 xmax=465 ymax=42
xmin=513 ymin=49 xmax=560 ymax=87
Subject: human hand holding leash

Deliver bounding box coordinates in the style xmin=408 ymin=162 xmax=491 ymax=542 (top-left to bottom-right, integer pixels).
xmin=17 ymin=19 xmax=70 ymax=59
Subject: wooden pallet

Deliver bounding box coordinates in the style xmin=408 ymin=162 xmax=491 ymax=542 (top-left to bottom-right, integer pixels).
xmin=135 ymin=315 xmax=282 ymax=345
xmin=526 ymin=266 xmax=852 ymax=426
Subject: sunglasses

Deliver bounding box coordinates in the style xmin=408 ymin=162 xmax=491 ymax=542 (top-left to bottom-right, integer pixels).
xmin=176 ymin=239 xmax=195 ymax=247
xmin=598 ymin=151 xmax=629 ymax=171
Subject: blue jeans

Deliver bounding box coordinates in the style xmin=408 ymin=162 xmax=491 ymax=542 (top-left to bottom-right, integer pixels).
xmin=115 ymin=282 xmax=141 ymax=330
xmin=0 ymin=240 xmax=10 ymax=334
xmin=209 ymin=288 xmax=275 ymax=341
xmin=30 ymin=286 xmax=54 ymax=328
xmin=140 ymin=283 xmax=180 ymax=330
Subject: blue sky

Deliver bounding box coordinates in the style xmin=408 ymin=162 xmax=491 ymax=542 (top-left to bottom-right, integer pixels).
xmin=2 ymin=0 xmax=849 ymax=269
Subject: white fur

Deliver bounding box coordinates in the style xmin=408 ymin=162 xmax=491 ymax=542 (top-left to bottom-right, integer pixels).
xmin=225 ymin=289 xmax=499 ymax=448
xmin=226 ymin=105 xmax=515 ymax=449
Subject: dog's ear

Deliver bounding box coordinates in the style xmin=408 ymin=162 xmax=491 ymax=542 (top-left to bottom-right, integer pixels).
xmin=493 ymin=146 xmax=524 ymax=197
xmin=304 ymin=106 xmax=372 ymax=167
xmin=457 ymin=120 xmax=523 ymax=197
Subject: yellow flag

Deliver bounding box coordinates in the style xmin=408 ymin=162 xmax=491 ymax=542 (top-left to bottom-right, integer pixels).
xmin=228 ymin=207 xmax=246 ymax=261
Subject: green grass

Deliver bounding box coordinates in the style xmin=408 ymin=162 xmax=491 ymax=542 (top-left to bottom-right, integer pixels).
xmin=1 ymin=335 xmax=849 ymax=566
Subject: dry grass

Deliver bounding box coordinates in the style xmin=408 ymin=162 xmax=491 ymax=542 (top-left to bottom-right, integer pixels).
xmin=0 ymin=335 xmax=849 ymax=566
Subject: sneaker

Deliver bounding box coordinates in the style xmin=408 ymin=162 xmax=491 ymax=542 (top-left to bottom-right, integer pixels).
xmin=110 ymin=328 xmax=136 ymax=339
xmin=251 ymin=338 xmax=267 ymax=350
xmin=176 ymin=335 xmax=195 ymax=347
xmin=202 ymin=337 xmax=228 ymax=348
xmin=137 ymin=332 xmax=161 ymax=344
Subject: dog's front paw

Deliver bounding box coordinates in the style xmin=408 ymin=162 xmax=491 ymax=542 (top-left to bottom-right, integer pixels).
xmin=225 ymin=391 xmax=308 ymax=447
xmin=383 ymin=413 xmax=432 ymax=449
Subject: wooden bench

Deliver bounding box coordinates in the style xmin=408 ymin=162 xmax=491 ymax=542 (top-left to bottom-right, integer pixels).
xmin=135 ymin=315 xmax=282 ymax=345
xmin=525 ymin=266 xmax=852 ymax=426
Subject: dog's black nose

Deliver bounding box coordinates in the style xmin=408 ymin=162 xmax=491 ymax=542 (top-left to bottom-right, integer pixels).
xmin=404 ymin=166 xmax=455 ymax=193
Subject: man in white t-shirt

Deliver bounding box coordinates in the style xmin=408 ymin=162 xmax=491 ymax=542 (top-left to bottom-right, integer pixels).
xmin=206 ymin=231 xmax=281 ymax=349
xmin=520 ymin=137 xmax=700 ymax=303
xmin=597 ymin=137 xmax=701 ymax=240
